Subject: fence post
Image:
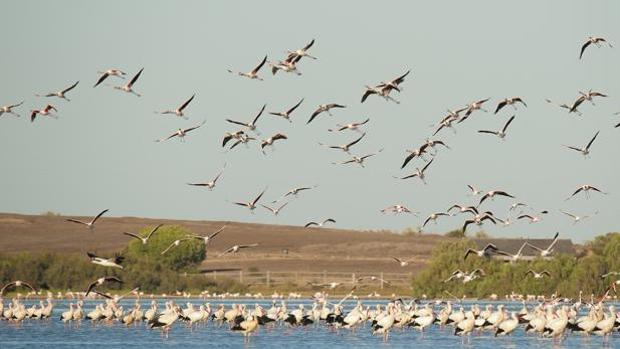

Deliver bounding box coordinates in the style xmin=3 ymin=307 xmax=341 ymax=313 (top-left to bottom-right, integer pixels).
xmin=352 ymin=273 xmax=356 ymax=285
xmin=323 ymin=270 xmax=327 ymax=283
xmin=213 ymin=270 xmax=217 ymax=281
xmin=295 ymin=272 xmax=299 ymax=284
xmin=266 ymin=271 xmax=270 ymax=287
xmin=239 ymin=270 xmax=243 ymax=283
xmin=380 ymin=272 xmax=384 ymax=290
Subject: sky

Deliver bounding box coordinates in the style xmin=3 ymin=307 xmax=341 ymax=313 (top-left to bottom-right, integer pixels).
xmin=0 ymin=1 xmax=618 ymax=243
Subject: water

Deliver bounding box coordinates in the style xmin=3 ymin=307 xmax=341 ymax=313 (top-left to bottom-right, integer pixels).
xmin=1 ymin=299 xmax=619 ymax=348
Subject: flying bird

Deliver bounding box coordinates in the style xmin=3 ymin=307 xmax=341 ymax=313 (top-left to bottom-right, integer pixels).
xmin=391 ymin=257 xmax=414 ymax=267
xmin=563 ymin=130 xmax=600 ymax=157
xmin=155 ymin=120 xmax=206 ymax=142
xmin=328 ymin=118 xmax=370 ymax=133
xmin=66 ymin=209 xmax=109 ymax=231
xmin=155 ymin=94 xmax=196 ymax=119
xmin=226 ymin=104 xmax=266 ymax=133
xmin=494 ymin=97 xmax=527 ymax=114
xmin=187 ymin=164 xmax=225 ymax=190
xmin=304 ymin=218 xmax=336 ymax=228
xmin=422 ymin=212 xmax=449 ymax=227
xmin=94 ymin=69 xmax=125 ymax=87
xmin=464 ymin=244 xmax=498 ymax=260
xmin=85 ymin=276 xmax=123 ymax=297
xmin=524 ymin=232 xmax=559 ymax=257
xmin=579 ymin=36 xmax=613 ymax=59
xmin=286 ymin=39 xmax=317 ymax=61
xmin=400 ymin=144 xmax=429 ymax=169
xmin=462 ymin=212 xmax=497 ymax=233
xmin=30 ymin=104 xmax=57 ymax=122
xmin=307 ymin=104 xmax=346 ymax=124
xmin=261 ymin=133 xmax=287 ymax=153
xmin=467 ymin=185 xmax=483 ymax=196
xmin=525 ymin=270 xmax=551 ymax=279
xmin=479 ymin=190 xmax=515 ymax=205
xmin=517 ymin=210 xmax=548 ymax=224
xmin=0 ymin=101 xmax=24 ymax=117
xmin=570 ymin=90 xmax=608 ymax=113
xmin=123 ymin=224 xmax=163 ymax=245
xmin=269 ymin=98 xmax=304 ymax=122
xmin=397 ymin=158 xmax=435 ymax=184
xmin=333 ymin=149 xmax=382 ymax=168
xmin=36 ymin=81 xmax=79 ymax=101
xmin=113 ymin=68 xmax=144 ymax=97
xmin=0 ymin=280 xmax=36 ymax=296
xmin=319 ymin=132 xmax=366 ymax=154
xmin=560 ymin=210 xmax=597 ymax=224
xmin=218 ymin=244 xmax=259 ymax=257
xmin=161 ymin=238 xmax=193 ymax=255
xmin=462 ymin=98 xmax=490 ymax=120
xmin=186 ymin=225 xmax=226 ymax=246
xmin=566 ymin=184 xmax=607 ymax=200
xmin=478 ymin=115 xmax=516 ymax=139
xmin=227 ymin=55 xmax=268 ymax=81
xmin=233 ymin=188 xmax=267 ymax=212
xmin=87 ymin=252 xmax=124 ymax=269
xmin=260 ymin=202 xmax=288 ymax=216
xmin=381 ymin=204 xmax=415 ymax=215
xmin=272 ymin=186 xmax=316 ymax=203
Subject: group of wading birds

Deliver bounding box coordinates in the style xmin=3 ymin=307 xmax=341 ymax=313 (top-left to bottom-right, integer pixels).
xmin=2 ymin=35 xmax=620 ymax=341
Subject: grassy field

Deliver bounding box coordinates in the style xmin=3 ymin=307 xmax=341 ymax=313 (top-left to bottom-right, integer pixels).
xmin=0 ymin=212 xmax=451 ymax=275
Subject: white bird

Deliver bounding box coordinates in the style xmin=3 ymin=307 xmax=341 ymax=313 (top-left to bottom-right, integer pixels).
xmin=186 ymin=225 xmax=226 ymax=246
xmin=319 ymin=133 xmax=366 ymax=154
xmin=560 ymin=210 xmax=597 ymax=224
xmin=328 ymin=118 xmax=370 ymax=133
xmin=86 ymin=252 xmax=123 ymax=269
xmin=156 ymin=94 xmax=195 ymax=119
xmin=304 ymin=218 xmax=336 ymax=228
xmin=525 ymin=270 xmax=551 ymax=279
xmin=30 ymin=104 xmax=58 ymax=122
xmin=231 ymin=315 xmax=259 ymax=343
xmin=478 ymin=115 xmax=516 ymax=139
xmin=397 ymin=158 xmax=435 ymax=184
xmin=260 ymin=202 xmax=288 ymax=216
xmin=479 ymin=190 xmax=515 ymax=205
xmin=226 ymin=104 xmax=265 ymax=133
xmin=218 ymin=244 xmax=259 ymax=257
xmin=333 ymin=149 xmax=382 ymax=168
xmin=227 ymin=55 xmax=268 ymax=81
xmin=361 ymin=70 xmax=410 ymax=103
xmin=580 ymin=36 xmax=613 ymax=59
xmin=380 ymin=204 xmax=414 ymax=215
xmin=494 ymin=97 xmax=527 ymax=114
xmin=66 ymin=209 xmax=109 ymax=231
xmin=123 ymin=224 xmax=163 ymax=245
xmin=36 ymin=81 xmax=79 ymax=101
xmin=517 ymin=210 xmax=548 ymax=223
xmin=272 ymin=186 xmax=316 ymax=203
xmin=570 ymin=90 xmax=608 ymax=112
xmin=94 ymin=69 xmax=125 ymax=87
xmin=524 ymin=232 xmax=560 ymax=257
xmin=0 ymin=101 xmax=24 ymax=117
xmin=495 ymin=242 xmax=529 ymax=262
xmin=187 ymin=164 xmax=225 ymax=190
xmin=495 ymin=312 xmax=519 ymax=336
xmin=467 ymin=184 xmax=483 ymax=196
xmin=0 ymin=280 xmax=36 ymax=296
xmin=261 ymin=133 xmax=288 ymax=153
xmin=464 ymin=243 xmax=498 ymax=260
xmin=85 ymin=276 xmax=123 ymax=297
xmin=391 ymin=257 xmax=414 ymax=267
xmin=566 ymin=184 xmax=607 ymax=200
xmin=286 ymin=39 xmax=317 ymax=61
xmin=422 ymin=211 xmax=449 ymax=227
xmin=307 ymin=104 xmax=346 ymax=124
xmin=155 ymin=120 xmax=206 ymax=142
xmin=113 ymin=68 xmax=144 ymax=96
xmin=233 ymin=188 xmax=267 ymax=212
xmin=161 ymin=238 xmax=193 ymax=255
xmin=269 ymin=98 xmax=304 ymax=122
xmin=563 ymin=130 xmax=600 ymax=157
xmin=461 ymin=98 xmax=490 ymax=120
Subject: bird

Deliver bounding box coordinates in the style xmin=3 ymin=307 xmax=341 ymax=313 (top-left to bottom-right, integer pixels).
xmin=381 ymin=204 xmax=415 ymax=215
xmin=517 ymin=210 xmax=548 ymax=223
xmin=494 ymin=97 xmax=527 ymax=114
xmin=161 ymin=238 xmax=193 ymax=255
xmin=113 ymin=68 xmax=144 ymax=96
xmin=0 ymin=281 xmax=36 ymax=296
xmin=66 ymin=209 xmax=109 ymax=231
xmin=509 ymin=202 xmax=528 ymax=212
xmin=478 ymin=115 xmax=516 ymax=139
xmin=462 ymin=98 xmax=490 ymax=119
xmin=361 ymin=85 xmax=400 ymax=104
xmin=560 ymin=210 xmax=596 ymax=224
xmin=0 ymin=101 xmax=24 ymax=117
xmin=231 ymin=315 xmax=259 ymax=343
xmin=222 ymin=130 xmax=247 ymax=147
xmin=272 ymin=186 xmax=316 ymax=203
xmin=304 ymin=218 xmax=336 ymax=228
xmin=227 ymin=55 xmax=268 ymax=81
xmin=36 ymin=81 xmax=79 ymax=101
xmin=570 ymin=90 xmax=608 ymax=112
xmin=494 ymin=243 xmax=529 ymax=262
xmin=566 ymin=184 xmax=607 ymax=200
xmin=546 ymin=98 xmax=583 ymax=116
xmin=269 ymin=98 xmax=304 ymax=122
xmin=218 ymin=244 xmax=259 ymax=257
xmin=563 ymin=130 xmax=600 ymax=157
xmin=579 ymin=36 xmax=613 ymax=59
xmin=186 ymin=165 xmax=225 ymax=190
xmin=397 ymin=158 xmax=435 ymax=184
xmin=85 ymin=276 xmax=123 ymax=297
xmin=269 ymin=57 xmax=302 ymax=76
xmin=261 ymin=133 xmax=287 ymax=153
xmin=422 ymin=212 xmax=449 ymax=227
xmin=186 ymin=225 xmax=226 ymax=246
xmin=328 ymin=118 xmax=370 ymax=132
xmin=319 ymin=133 xmax=366 ymax=154
xmin=232 ymin=188 xmax=267 ymax=212
xmin=226 ymin=104 xmax=266 ymax=133
xmin=286 ymin=39 xmax=317 ymax=61
xmin=447 ymin=204 xmax=479 ymax=216
xmin=391 ymin=257 xmax=414 ymax=267
xmin=467 ymin=185 xmax=483 ymax=196
xmin=155 ymin=120 xmax=206 ymax=142
xmin=333 ymin=150 xmax=382 ymax=168
xmin=123 ymin=224 xmax=163 ymax=244
xmin=524 ymin=232 xmax=559 ymax=257
xmin=86 ymin=252 xmax=124 ymax=269
xmin=400 ymin=144 xmax=429 ymax=169
xmin=93 ymin=69 xmax=125 ymax=87
xmin=479 ymin=190 xmax=515 ymax=205
xmin=260 ymin=202 xmax=288 ymax=216
xmin=600 ymin=271 xmax=620 ymax=279
xmin=30 ymin=104 xmax=57 ymax=122
xmin=525 ymin=270 xmax=551 ymax=279
xmin=462 ymin=212 xmax=497 ymax=233
xmin=367 ymin=70 xmax=410 ymax=100
xmin=356 ymin=276 xmax=391 ymax=286
xmin=464 ymin=244 xmax=498 ymax=260
xmin=307 ymin=104 xmax=346 ymax=124
xmin=155 ymin=94 xmax=195 ymax=119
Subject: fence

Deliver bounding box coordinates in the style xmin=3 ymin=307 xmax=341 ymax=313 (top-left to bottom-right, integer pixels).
xmin=198 ymin=270 xmax=413 ymax=289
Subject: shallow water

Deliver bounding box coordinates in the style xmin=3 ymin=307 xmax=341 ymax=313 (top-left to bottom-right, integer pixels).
xmin=1 ymin=299 xmax=619 ymax=348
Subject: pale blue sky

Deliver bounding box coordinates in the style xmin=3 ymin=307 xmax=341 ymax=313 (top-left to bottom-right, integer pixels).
xmin=1 ymin=1 xmax=618 ymax=242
